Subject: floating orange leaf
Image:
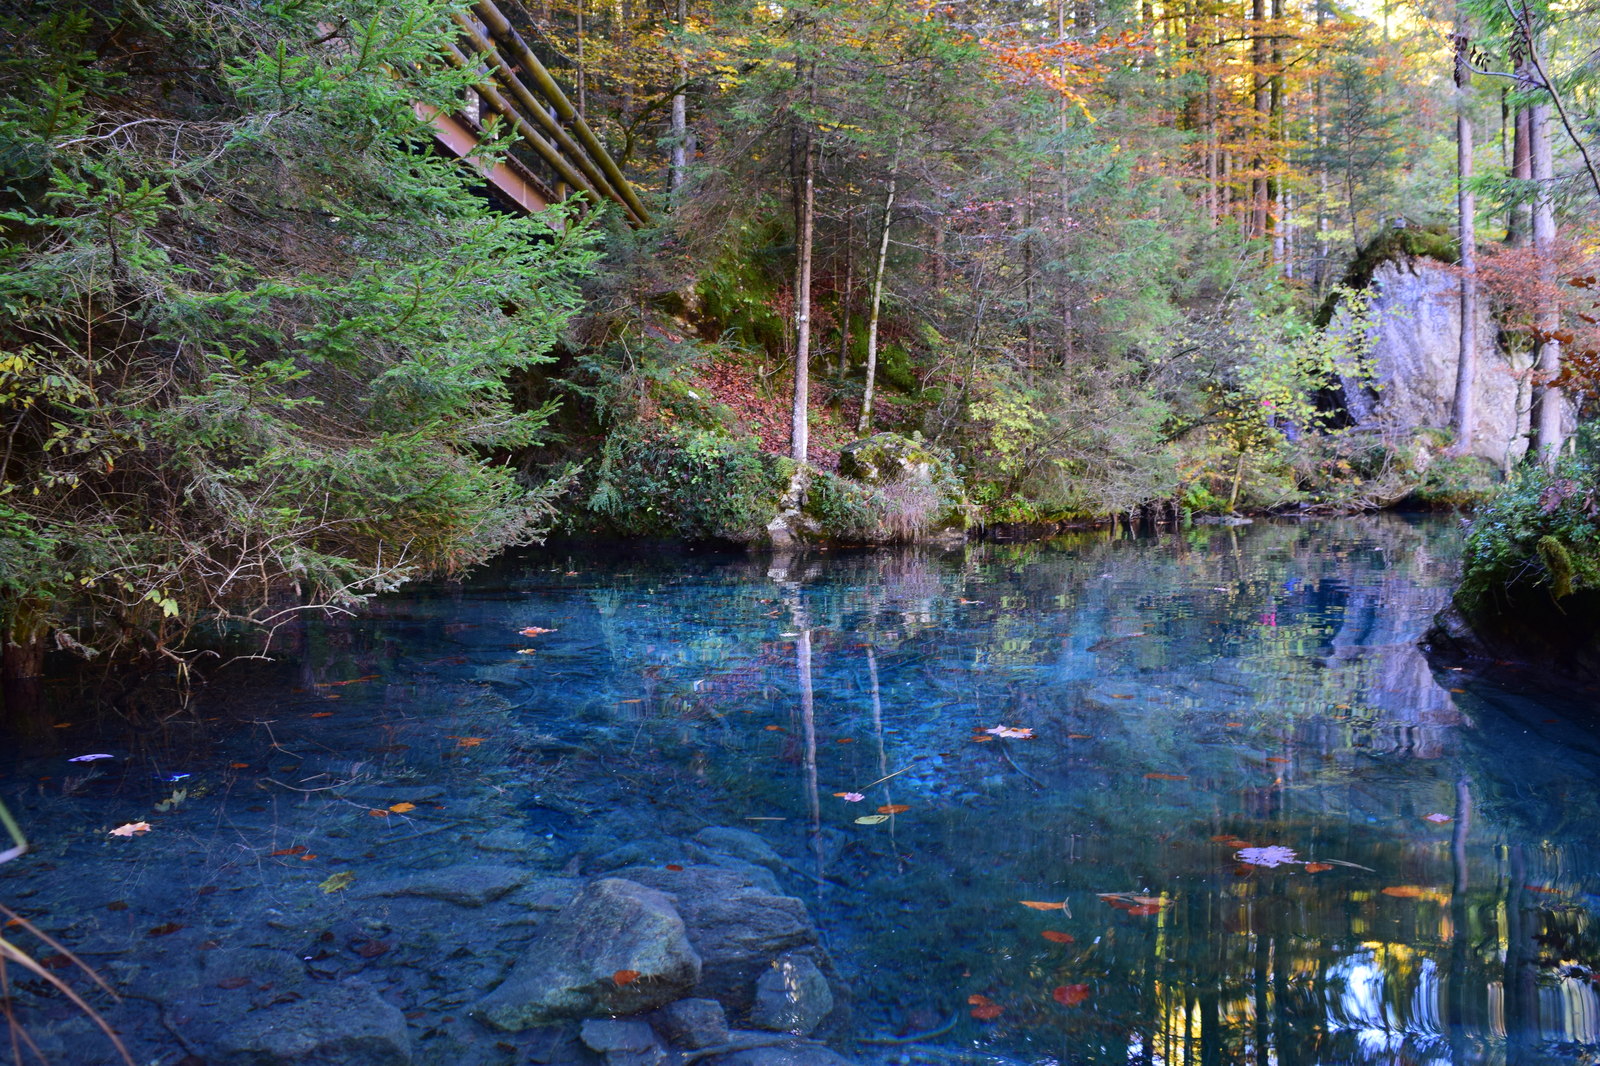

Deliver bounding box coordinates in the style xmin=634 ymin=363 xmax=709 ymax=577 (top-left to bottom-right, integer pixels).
xmin=1303 ymin=862 xmax=1333 ymax=873
xmin=1053 ymin=984 xmax=1091 ymax=1007
xmin=230 ymin=762 xmax=251 ymax=769
xmin=1381 ymin=885 xmax=1442 ymax=899
xmin=269 ymin=846 xmax=307 ymax=857
xmin=519 ymin=627 xmax=557 ymax=636
xmin=1266 ymin=756 xmax=1291 ymax=764
xmin=310 ymin=712 xmax=335 ymax=718
xmin=968 ymin=994 xmax=1003 ymax=1020
xmin=1110 ymin=694 xmax=1135 ymax=700
xmin=665 ymin=864 xmax=684 ymax=871
xmin=1068 ymin=733 xmax=1092 ymax=739
xmin=367 ymin=808 xmax=387 ymax=817
xmin=1019 ymin=900 xmax=1066 ymax=911
xmin=452 ymin=737 xmax=485 ymax=748
xmin=388 ymin=802 xmax=416 ymax=814
xmin=1144 ymin=772 xmax=1188 ymax=781
xmin=764 ymin=725 xmax=784 ymax=732
xmin=877 ymin=804 xmax=911 ymax=815
xmin=1041 ymin=930 xmax=1075 ymax=944
xmin=613 ymin=969 xmax=641 ymax=986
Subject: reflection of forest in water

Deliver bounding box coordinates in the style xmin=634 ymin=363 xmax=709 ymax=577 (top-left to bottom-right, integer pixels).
xmin=12 ymin=516 xmax=1596 ymax=1066
xmin=513 ymin=517 xmax=1600 ymax=1066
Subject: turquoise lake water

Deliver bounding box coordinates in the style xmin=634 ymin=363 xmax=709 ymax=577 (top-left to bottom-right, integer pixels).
xmin=4 ymin=515 xmax=1600 ymax=1066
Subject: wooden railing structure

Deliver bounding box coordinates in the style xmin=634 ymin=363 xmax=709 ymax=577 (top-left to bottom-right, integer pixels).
xmin=422 ymin=0 xmax=651 ymax=226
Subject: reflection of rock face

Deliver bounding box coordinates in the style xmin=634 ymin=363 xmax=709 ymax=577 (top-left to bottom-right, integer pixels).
xmin=1323 ymin=577 xmax=1461 ymax=759
xmin=1330 ymin=257 xmax=1533 ymax=466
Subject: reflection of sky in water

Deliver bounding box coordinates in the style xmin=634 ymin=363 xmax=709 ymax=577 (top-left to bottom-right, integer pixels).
xmin=4 ymin=515 xmax=1600 ymax=1066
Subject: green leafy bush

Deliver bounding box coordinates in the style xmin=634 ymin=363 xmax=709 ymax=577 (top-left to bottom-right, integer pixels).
xmin=587 ymin=423 xmax=789 ymax=541
xmin=1457 ymin=439 xmax=1600 ymax=612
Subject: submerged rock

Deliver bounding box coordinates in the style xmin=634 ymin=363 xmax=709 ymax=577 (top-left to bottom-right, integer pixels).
xmin=474 ymin=877 xmax=702 ymax=1030
xmin=616 ymin=865 xmax=819 ymax=1007
xmin=703 ymin=1040 xmax=858 ymax=1066
xmin=355 ymin=864 xmax=531 ymax=907
xmin=203 ymin=978 xmax=412 ymax=1065
xmin=750 ymin=954 xmax=834 ymax=1035
xmin=652 ymin=997 xmax=732 ymax=1049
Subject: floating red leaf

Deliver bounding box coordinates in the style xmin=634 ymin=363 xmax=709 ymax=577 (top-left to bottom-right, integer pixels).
xmin=1041 ymin=930 xmax=1075 ymax=944
xmin=1053 ymin=984 xmax=1091 ymax=1007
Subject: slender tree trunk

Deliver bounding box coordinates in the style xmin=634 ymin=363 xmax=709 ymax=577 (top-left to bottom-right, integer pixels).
xmin=1453 ymin=11 xmax=1479 ymax=453
xmin=669 ymin=0 xmax=688 ymax=191
xmin=837 ymin=215 xmax=853 ymax=378
xmin=1530 ymin=98 xmax=1563 ymax=463
xmin=1251 ymin=0 xmax=1269 ymax=240
xmin=859 ymin=126 xmax=903 ymax=436
xmin=1509 ymin=50 xmax=1532 ymax=247
xmin=575 ymin=0 xmax=586 ymax=114
xmin=791 ymin=79 xmax=817 ymax=465
xmin=1 ymin=606 xmax=47 ymax=723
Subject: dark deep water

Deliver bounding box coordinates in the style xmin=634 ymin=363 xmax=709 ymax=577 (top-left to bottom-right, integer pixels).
xmin=5 ymin=515 xmax=1600 ymax=1066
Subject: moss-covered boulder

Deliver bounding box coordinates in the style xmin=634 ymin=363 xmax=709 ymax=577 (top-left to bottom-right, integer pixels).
xmin=837 ymin=433 xmax=942 ymax=486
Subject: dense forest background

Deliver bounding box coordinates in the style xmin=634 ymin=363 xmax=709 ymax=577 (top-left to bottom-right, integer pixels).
xmin=1 ymin=0 xmax=1599 ymax=686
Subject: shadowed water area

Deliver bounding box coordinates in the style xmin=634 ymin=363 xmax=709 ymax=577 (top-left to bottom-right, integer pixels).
xmin=5 ymin=515 xmax=1600 ymax=1066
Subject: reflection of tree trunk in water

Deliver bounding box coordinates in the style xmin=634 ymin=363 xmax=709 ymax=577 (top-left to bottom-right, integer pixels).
xmin=796 ymin=627 xmax=824 ymax=889
xmin=1273 ymin=934 xmax=1296 ymax=1066
xmin=2 ymin=608 xmax=48 ymax=724
xmin=1253 ymin=933 xmax=1271 ymax=1066
xmin=1504 ymin=846 xmax=1541 ymax=1065
xmin=865 ymin=647 xmax=905 ymax=872
xmin=1448 ymin=777 xmax=1472 ymax=1066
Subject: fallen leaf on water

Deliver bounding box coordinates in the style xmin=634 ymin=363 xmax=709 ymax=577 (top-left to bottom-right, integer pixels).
xmin=619 ymin=698 xmax=643 ymax=704
xmin=854 ymin=814 xmax=891 ymax=825
xmin=613 ymin=969 xmax=641 ymax=986
xmin=968 ymin=994 xmax=1003 ymax=1020
xmin=877 ymin=804 xmax=911 ymax=815
xmin=367 ymin=809 xmax=387 ymax=817
xmin=985 ymin=725 xmax=1034 ymax=739
xmin=1041 ymin=930 xmax=1075 ymax=944
xmin=320 ymin=871 xmax=355 ymax=894
xmin=109 ymin=822 xmax=152 ymax=837
xmin=1068 ymin=733 xmax=1092 ymax=739
xmin=1053 ymin=984 xmax=1091 ymax=1007
xmin=1144 ymin=773 xmax=1188 ymax=781
xmin=269 ymin=846 xmax=308 ymax=857
xmin=1266 ymin=756 xmax=1291 ymax=764
xmin=1423 ymin=813 xmax=1451 ymax=824
xmin=518 ymin=627 xmax=557 ymax=636
xmin=388 ymin=802 xmax=416 ymax=814
xmin=1303 ymin=862 xmax=1333 ymax=873
xmin=1110 ymin=694 xmax=1135 ymax=700
xmin=1381 ymin=885 xmax=1447 ymax=900
xmin=68 ymin=754 xmax=114 ymax=763
xmin=310 ymin=712 xmax=335 ymax=718
xmin=1019 ymin=900 xmax=1067 ymax=911
xmin=354 ymin=940 xmax=390 ymax=959
xmin=833 ymin=792 xmax=865 ymax=802
xmin=146 ymin=923 xmax=183 ymax=937
xmin=516 ymin=649 xmax=538 ymax=655
xmin=1098 ymin=893 xmax=1170 ymax=912
xmin=1225 ymin=722 xmax=1244 ymax=728
xmin=1450 ymin=687 xmax=1466 ymax=694
xmin=970 ymin=735 xmax=994 ymax=743
xmin=665 ymin=864 xmax=684 ymax=871
xmin=764 ymin=725 xmax=785 ymax=732
xmin=299 ymin=854 xmax=317 ymax=861
xmin=1235 ymin=845 xmax=1299 ymax=868
xmin=217 ymin=976 xmax=253 ymax=989
xmin=837 ymin=737 xmax=855 ymax=743
xmin=452 ymin=737 xmax=485 ymax=748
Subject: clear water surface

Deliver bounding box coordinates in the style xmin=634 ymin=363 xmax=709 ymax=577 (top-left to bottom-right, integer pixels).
xmin=4 ymin=515 xmax=1600 ymax=1066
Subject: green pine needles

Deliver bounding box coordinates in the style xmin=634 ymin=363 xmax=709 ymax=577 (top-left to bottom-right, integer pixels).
xmin=0 ymin=1 xmax=596 ymax=666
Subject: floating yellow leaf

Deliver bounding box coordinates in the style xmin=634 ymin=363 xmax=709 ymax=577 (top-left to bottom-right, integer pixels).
xmin=854 ymin=814 xmax=891 ymax=825
xmin=388 ymin=802 xmax=416 ymax=814
xmin=877 ymin=804 xmax=911 ymax=815
xmin=319 ymin=871 xmax=355 ymax=894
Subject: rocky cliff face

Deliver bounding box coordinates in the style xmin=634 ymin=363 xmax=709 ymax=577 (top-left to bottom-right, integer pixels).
xmin=1331 ymin=255 xmax=1533 ymax=467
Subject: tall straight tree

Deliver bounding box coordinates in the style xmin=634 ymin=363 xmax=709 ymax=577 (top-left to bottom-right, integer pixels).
xmin=1452 ymin=6 xmax=1479 ymax=450
xmin=791 ymin=70 xmax=818 ymax=464
xmin=1529 ymin=92 xmax=1564 ymax=462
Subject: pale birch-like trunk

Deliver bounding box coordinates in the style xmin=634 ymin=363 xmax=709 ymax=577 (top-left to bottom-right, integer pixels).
xmin=1452 ymin=12 xmax=1479 ymax=452
xmin=1530 ymin=99 xmax=1563 ymax=463
xmin=858 ymin=125 xmax=904 ymax=435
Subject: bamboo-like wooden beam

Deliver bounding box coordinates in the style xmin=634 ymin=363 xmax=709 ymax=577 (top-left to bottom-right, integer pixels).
xmin=472 ymin=0 xmax=653 ymax=225
xmin=419 ymin=102 xmax=553 ymax=213
xmin=440 ymin=41 xmax=599 ymax=202
xmin=449 ymin=12 xmax=643 ymax=224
